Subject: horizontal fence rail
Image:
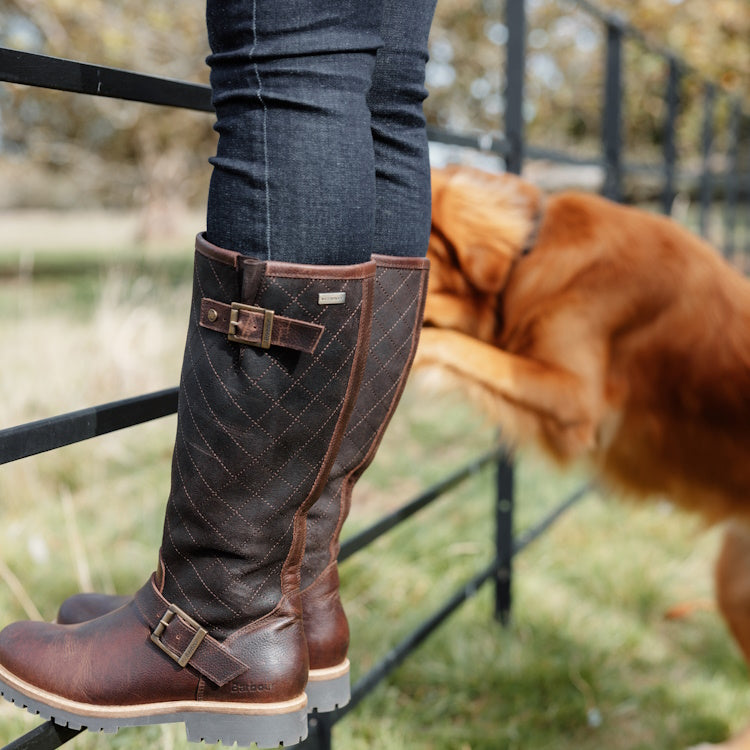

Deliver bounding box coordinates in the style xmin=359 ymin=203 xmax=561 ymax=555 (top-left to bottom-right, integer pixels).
xmin=0 ymin=0 xmax=747 ymax=748
xmin=2 ymin=723 xmax=80 ymax=750
xmin=3 ymin=42 xmax=746 ymax=248
xmin=0 ymin=48 xmax=212 ymax=111
xmin=0 ymin=389 xmax=178 ymax=465
xmin=304 ymin=466 xmax=594 ymax=750
xmin=339 ymin=448 xmax=501 ymax=561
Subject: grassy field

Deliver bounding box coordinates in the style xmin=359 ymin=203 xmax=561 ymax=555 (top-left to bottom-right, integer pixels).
xmin=0 ymin=241 xmax=747 ymax=750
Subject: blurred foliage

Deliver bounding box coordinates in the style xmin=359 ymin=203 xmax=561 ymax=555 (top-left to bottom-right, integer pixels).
xmin=0 ymin=0 xmax=215 ymax=223
xmin=0 ymin=0 xmax=747 ymax=215
xmin=426 ymin=0 xmax=749 ymax=165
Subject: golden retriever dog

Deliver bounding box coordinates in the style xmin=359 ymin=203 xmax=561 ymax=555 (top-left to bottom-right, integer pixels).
xmin=418 ymin=164 xmax=750 ymax=750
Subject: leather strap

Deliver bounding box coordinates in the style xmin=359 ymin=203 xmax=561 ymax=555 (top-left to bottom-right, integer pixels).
xmin=199 ymin=298 xmax=324 ymax=354
xmin=239 ymin=256 xmax=266 ymax=304
xmin=134 ymin=577 xmax=249 ymax=687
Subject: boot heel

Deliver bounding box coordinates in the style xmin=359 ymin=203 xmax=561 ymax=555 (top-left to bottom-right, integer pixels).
xmin=182 ymin=706 xmax=308 ymax=748
xmin=306 ymin=660 xmax=351 ymax=713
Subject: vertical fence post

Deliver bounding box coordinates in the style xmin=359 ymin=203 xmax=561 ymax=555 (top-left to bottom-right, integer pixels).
xmin=699 ymin=82 xmax=716 ymax=239
xmin=300 ymin=713 xmax=333 ymax=750
xmin=745 ymin=117 xmax=750 ymax=261
xmin=504 ymin=0 xmax=526 ymax=175
xmin=661 ymin=56 xmax=681 ymax=215
xmin=497 ymin=0 xmax=523 ymax=628
xmin=498 ymin=0 xmax=523 ymax=626
xmin=602 ymin=18 xmax=624 ymax=201
xmin=494 ymin=448 xmax=515 ymax=625
xmin=723 ymin=98 xmax=741 ymax=259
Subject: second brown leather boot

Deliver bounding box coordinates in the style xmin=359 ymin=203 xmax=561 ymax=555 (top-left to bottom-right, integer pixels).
xmin=301 ymin=253 xmax=430 ymax=711
xmin=0 ymin=234 xmax=375 ymax=747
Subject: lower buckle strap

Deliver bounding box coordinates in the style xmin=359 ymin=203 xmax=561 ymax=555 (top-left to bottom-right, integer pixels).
xmin=150 ymin=602 xmax=208 ymax=668
xmin=134 ymin=579 xmax=249 ymax=687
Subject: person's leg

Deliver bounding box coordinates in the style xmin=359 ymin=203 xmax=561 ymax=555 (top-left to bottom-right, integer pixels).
xmin=300 ymin=0 xmax=438 ymax=710
xmin=0 ymin=3 xmax=384 ymax=744
xmin=51 ymin=0 xmax=440 ymax=720
xmin=368 ymin=0 xmax=439 ymax=257
xmin=205 ymin=0 xmax=384 ymax=264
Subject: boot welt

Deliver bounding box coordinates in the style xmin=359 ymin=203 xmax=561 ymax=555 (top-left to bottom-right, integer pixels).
xmin=0 ymin=664 xmax=307 ymax=748
xmin=306 ymin=658 xmax=350 ymax=713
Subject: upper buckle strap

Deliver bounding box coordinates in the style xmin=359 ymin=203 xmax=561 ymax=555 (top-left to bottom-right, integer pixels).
xmin=150 ymin=602 xmax=208 ymax=667
xmin=199 ymin=298 xmax=324 ymax=354
xmin=229 ymin=302 xmax=274 ymax=349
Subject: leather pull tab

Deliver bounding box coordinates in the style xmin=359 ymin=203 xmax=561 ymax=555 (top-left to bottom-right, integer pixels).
xmin=240 ymin=257 xmax=266 ymax=304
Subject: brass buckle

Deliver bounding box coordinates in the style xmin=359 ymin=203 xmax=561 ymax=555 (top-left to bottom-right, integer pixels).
xmin=150 ymin=603 xmax=208 ymax=668
xmin=228 ymin=302 xmax=275 ymax=349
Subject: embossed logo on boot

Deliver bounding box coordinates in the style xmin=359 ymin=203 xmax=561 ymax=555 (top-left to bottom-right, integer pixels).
xmin=318 ymin=292 xmax=346 ymax=305
xmin=231 ymin=683 xmax=274 ymax=693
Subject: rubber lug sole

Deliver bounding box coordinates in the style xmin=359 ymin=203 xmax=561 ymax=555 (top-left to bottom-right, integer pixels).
xmin=306 ymin=660 xmax=350 ymax=713
xmin=0 ymin=666 xmax=307 ymax=748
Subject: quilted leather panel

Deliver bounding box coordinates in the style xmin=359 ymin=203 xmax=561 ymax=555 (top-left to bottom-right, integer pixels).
xmin=301 ymin=258 xmax=429 ymax=589
xmin=160 ymin=247 xmax=373 ymax=638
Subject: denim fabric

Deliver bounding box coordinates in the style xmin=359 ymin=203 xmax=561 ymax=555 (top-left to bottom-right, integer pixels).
xmin=368 ymin=0 xmax=437 ymax=259
xmin=205 ymin=0 xmax=437 ymax=264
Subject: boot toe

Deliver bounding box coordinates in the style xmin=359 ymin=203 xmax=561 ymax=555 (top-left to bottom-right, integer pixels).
xmin=0 ymin=620 xmax=58 ymax=684
xmin=0 ymin=604 xmax=196 ymax=706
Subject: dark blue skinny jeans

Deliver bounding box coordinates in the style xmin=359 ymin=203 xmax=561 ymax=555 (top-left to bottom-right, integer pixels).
xmin=205 ymin=0 xmax=437 ymax=264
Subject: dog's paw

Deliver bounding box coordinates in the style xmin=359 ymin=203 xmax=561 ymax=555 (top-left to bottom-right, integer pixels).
xmin=414 ymin=327 xmax=456 ymax=367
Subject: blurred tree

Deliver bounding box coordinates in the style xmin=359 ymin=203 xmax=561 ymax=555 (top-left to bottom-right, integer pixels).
xmin=425 ymin=0 xmax=749 ymax=169
xmin=0 ymin=0 xmax=214 ymax=235
xmin=0 ymin=0 xmax=747 ymax=217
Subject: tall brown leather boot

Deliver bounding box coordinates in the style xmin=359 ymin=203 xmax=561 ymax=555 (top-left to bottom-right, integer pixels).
xmin=55 ymin=253 xmax=430 ymax=714
xmin=0 ymin=234 xmax=375 ymax=748
xmin=301 ymin=254 xmax=429 ymax=711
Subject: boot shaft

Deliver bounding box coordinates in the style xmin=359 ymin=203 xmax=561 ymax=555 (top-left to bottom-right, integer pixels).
xmin=52 ymin=252 xmax=428 ymax=639
xmin=161 ymin=234 xmax=376 ymax=637
xmin=302 ymin=254 xmax=430 ymax=590
xmin=0 ymin=236 xmax=378 ymax=747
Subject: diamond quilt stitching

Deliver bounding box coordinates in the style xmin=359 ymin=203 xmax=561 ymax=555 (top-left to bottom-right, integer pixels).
xmin=159 ymin=249 xmax=371 ymax=636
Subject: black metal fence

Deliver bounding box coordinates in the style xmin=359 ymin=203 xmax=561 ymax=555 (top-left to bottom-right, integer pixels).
xmin=0 ymin=0 xmax=747 ymax=748
xmin=428 ymin=0 xmax=748 ymax=257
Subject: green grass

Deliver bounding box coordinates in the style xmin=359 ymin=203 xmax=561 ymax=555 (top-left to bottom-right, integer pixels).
xmin=0 ymin=253 xmax=747 ymax=749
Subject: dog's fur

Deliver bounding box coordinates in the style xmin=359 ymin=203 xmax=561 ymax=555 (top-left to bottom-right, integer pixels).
xmin=419 ymin=164 xmax=750 ymax=749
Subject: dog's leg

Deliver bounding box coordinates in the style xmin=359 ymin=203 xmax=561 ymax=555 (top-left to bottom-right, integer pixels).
xmin=688 ymin=524 xmax=750 ymax=750
xmin=416 ymin=328 xmax=598 ymax=456
xmin=716 ymin=522 xmax=750 ymax=666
